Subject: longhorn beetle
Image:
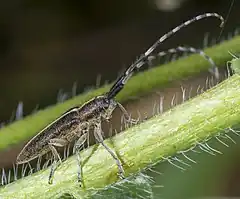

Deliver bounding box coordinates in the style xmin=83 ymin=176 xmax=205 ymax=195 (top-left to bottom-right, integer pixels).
xmin=16 ymin=13 xmax=224 ymax=185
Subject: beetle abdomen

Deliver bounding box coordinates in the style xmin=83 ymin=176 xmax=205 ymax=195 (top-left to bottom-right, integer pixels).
xmin=16 ymin=108 xmax=81 ymax=164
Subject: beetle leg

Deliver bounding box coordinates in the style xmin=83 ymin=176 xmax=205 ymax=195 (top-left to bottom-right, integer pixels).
xmin=117 ymin=102 xmax=139 ymax=125
xmin=75 ymin=133 xmax=88 ymax=186
xmin=50 ymin=138 xmax=68 ymax=147
xmin=93 ymin=122 xmax=125 ymax=179
xmin=48 ymin=138 xmax=68 ymax=184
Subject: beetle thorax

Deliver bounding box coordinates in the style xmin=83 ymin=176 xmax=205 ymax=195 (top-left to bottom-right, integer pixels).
xmin=93 ymin=95 xmax=117 ymax=120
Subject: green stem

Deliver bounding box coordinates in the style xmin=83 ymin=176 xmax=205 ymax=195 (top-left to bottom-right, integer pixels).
xmin=1 ymin=58 xmax=240 ymax=199
xmin=0 ymin=36 xmax=240 ymax=151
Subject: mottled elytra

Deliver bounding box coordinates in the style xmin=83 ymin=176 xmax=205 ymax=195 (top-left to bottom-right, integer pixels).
xmin=16 ymin=13 xmax=224 ymax=185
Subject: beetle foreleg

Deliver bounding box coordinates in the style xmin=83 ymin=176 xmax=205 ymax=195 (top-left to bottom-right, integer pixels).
xmin=117 ymin=102 xmax=139 ymax=126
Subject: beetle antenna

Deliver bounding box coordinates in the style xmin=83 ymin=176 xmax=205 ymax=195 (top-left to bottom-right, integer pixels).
xmin=107 ymin=13 xmax=224 ymax=99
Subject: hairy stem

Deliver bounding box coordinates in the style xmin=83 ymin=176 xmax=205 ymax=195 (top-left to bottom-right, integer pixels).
xmin=0 ymin=58 xmax=240 ymax=199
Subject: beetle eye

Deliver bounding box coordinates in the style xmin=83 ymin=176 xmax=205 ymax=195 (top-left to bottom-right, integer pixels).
xmin=104 ymin=98 xmax=109 ymax=104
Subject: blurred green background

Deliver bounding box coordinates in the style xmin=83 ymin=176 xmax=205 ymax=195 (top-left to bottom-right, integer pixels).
xmin=1 ymin=0 xmax=239 ymax=123
xmin=0 ymin=0 xmax=240 ymax=198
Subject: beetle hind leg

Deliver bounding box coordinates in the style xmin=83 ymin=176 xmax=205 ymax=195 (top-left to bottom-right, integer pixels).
xmin=48 ymin=138 xmax=68 ymax=184
xmin=74 ymin=133 xmax=88 ymax=186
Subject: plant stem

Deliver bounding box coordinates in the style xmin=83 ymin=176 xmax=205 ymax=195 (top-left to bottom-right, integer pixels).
xmin=1 ymin=58 xmax=240 ymax=199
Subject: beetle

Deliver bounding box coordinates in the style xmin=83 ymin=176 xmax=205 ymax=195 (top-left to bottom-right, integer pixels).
xmin=16 ymin=13 xmax=224 ymax=185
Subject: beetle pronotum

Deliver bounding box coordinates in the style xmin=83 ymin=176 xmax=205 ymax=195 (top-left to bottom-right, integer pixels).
xmin=16 ymin=13 xmax=224 ymax=185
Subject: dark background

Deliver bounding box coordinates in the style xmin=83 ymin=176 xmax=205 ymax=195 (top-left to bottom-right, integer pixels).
xmin=0 ymin=0 xmax=239 ymax=124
